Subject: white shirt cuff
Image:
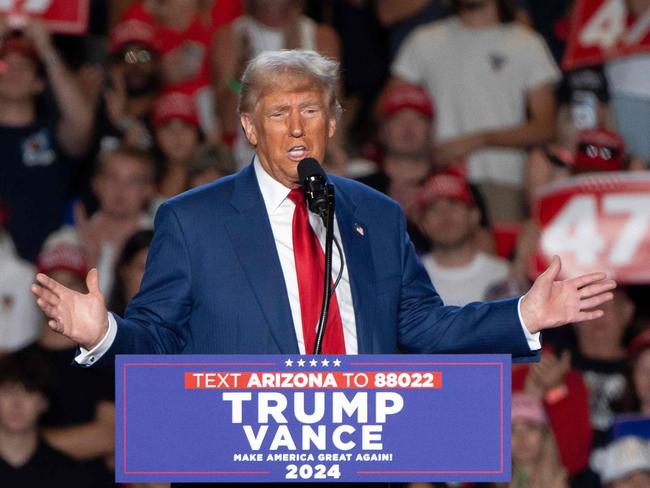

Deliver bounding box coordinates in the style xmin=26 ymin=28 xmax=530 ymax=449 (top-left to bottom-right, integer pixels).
xmin=74 ymin=313 xmax=118 ymax=365
xmin=517 ymin=296 xmax=541 ymax=351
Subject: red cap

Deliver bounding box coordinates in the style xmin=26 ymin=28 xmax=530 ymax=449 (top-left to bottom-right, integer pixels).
xmin=36 ymin=242 xmax=87 ymax=281
xmin=628 ymin=329 xmax=650 ymax=357
xmin=573 ymin=129 xmax=625 ymax=173
xmin=153 ymin=92 xmax=199 ymax=129
xmin=380 ymin=83 xmax=434 ymax=119
xmin=417 ymin=171 xmax=475 ymax=209
xmin=109 ymin=19 xmax=159 ymax=54
xmin=152 ymin=91 xmax=199 ymax=129
xmin=0 ymin=35 xmax=40 ymax=63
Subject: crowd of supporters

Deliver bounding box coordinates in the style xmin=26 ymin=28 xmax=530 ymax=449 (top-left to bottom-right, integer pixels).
xmin=1 ymin=1 xmax=650 ymax=487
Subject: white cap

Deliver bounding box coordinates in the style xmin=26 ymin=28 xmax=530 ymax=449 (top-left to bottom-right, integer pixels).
xmin=591 ymin=436 xmax=650 ymax=483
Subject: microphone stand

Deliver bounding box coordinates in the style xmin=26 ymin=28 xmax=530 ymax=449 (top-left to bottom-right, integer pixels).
xmin=313 ymin=183 xmax=335 ymax=355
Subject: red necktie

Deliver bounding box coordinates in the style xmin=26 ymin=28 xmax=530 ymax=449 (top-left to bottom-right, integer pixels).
xmin=288 ymin=189 xmax=346 ymax=355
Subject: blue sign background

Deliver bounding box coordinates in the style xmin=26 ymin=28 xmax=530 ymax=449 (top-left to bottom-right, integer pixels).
xmin=115 ymin=354 xmax=511 ymax=483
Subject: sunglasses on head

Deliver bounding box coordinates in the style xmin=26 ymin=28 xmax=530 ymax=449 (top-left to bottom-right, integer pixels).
xmin=119 ymin=47 xmax=154 ymax=65
xmin=577 ymin=143 xmax=622 ymax=161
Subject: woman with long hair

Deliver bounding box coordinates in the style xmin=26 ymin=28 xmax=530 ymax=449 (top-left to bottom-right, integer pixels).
xmin=107 ymin=229 xmax=154 ymax=316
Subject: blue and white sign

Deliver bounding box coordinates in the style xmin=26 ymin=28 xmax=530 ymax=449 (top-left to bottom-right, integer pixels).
xmin=115 ymin=354 xmax=511 ymax=483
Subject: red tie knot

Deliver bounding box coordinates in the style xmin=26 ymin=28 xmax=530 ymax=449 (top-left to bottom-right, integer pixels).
xmin=287 ymin=188 xmax=306 ymax=206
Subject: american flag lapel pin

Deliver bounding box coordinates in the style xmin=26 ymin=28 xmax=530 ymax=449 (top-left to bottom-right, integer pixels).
xmin=354 ymin=223 xmax=365 ymax=237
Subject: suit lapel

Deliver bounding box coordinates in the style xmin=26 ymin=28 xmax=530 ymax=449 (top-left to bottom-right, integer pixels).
xmin=224 ymin=165 xmax=299 ymax=353
xmin=333 ymin=183 xmax=378 ymax=354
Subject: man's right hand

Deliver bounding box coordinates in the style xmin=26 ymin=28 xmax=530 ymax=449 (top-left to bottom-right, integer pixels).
xmin=32 ymin=268 xmax=109 ymax=350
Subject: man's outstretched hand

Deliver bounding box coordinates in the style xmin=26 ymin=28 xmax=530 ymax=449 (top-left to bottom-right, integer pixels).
xmin=520 ymin=255 xmax=617 ymax=334
xmin=32 ymin=269 xmax=109 ymax=350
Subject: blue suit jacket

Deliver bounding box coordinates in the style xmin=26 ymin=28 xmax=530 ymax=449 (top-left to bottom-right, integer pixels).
xmin=99 ymin=163 xmax=538 ymax=365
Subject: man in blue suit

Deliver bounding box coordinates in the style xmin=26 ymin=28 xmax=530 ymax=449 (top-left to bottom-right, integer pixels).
xmin=32 ymin=50 xmax=615 ymax=367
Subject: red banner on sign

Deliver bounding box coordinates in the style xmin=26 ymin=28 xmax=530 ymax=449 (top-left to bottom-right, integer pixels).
xmin=563 ymin=0 xmax=650 ymax=70
xmin=0 ymin=0 xmax=89 ymax=35
xmin=184 ymin=371 xmax=443 ymax=389
xmin=532 ymin=172 xmax=650 ymax=284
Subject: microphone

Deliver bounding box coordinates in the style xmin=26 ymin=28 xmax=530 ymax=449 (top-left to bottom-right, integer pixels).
xmin=298 ymin=158 xmax=329 ymax=216
xmin=296 ymin=157 xmax=340 ymax=354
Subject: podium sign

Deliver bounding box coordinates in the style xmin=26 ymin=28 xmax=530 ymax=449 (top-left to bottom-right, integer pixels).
xmin=116 ymin=354 xmax=511 ymax=483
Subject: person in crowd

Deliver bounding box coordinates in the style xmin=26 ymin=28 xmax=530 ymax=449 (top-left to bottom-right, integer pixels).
xmin=153 ymin=91 xmax=202 ymax=203
xmin=187 ymin=143 xmax=238 ymax=188
xmin=214 ymin=0 xmax=341 ymax=163
xmin=108 ymin=229 xmax=154 ymax=316
xmin=112 ymin=0 xmax=242 ymax=32
xmin=456 ymin=392 xmax=572 ymax=488
xmin=0 ymin=210 xmax=41 ymax=354
xmin=508 ymin=393 xmax=568 ymax=488
xmin=357 ymin=82 xmax=435 ymax=253
xmin=44 ymin=146 xmax=155 ymax=295
xmin=605 ymin=0 xmax=650 ymax=165
xmin=591 ymin=436 xmax=650 ymax=488
xmin=615 ymin=328 xmax=650 ymax=416
xmin=97 ymin=18 xmax=163 ymax=152
xmin=29 ymin=240 xmax=115 ymax=482
xmin=573 ymin=289 xmax=635 ymax=445
xmin=513 ymin=349 xmax=594 ymax=480
xmin=0 ymin=349 xmax=95 ymax=487
xmin=121 ymin=0 xmax=218 ymax=137
xmin=391 ymin=0 xmax=560 ymax=222
xmin=0 ymin=20 xmax=93 ymax=262
xmin=548 ymin=0 xmax=615 ymax=148
xmin=416 ymin=171 xmax=510 ymax=305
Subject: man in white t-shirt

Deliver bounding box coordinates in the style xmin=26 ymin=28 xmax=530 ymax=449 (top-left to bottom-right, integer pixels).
xmin=392 ymin=0 xmax=561 ymax=221
xmin=417 ymin=171 xmax=510 ymax=306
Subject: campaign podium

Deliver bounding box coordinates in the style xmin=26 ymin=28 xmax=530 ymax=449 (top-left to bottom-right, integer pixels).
xmin=115 ymin=354 xmax=511 ymax=483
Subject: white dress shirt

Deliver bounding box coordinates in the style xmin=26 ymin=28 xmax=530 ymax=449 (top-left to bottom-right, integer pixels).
xmin=252 ymin=158 xmax=358 ymax=354
xmin=76 ymin=158 xmax=539 ymax=365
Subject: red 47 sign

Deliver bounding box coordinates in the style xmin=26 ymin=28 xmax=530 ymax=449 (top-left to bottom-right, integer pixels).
xmin=0 ymin=0 xmax=89 ymax=34
xmin=563 ymin=0 xmax=650 ymax=70
xmin=533 ymin=172 xmax=650 ymax=284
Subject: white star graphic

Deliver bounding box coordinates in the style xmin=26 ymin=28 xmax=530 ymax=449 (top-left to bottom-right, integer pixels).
xmin=321 ymin=359 xmax=330 ymax=367
xmin=284 ymin=358 xmax=294 ymax=367
xmin=333 ymin=358 xmax=341 ymax=367
xmin=297 ymin=359 xmax=305 ymax=367
xmin=309 ymin=358 xmax=318 ymax=367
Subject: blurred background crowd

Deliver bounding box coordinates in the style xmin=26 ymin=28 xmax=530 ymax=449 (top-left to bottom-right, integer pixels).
xmin=1 ymin=0 xmax=650 ymax=487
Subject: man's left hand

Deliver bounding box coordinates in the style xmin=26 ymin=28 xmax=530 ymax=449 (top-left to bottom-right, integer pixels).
xmin=520 ymin=255 xmax=616 ymax=334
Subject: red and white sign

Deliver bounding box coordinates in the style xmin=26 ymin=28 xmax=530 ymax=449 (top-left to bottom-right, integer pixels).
xmin=532 ymin=172 xmax=650 ymax=284
xmin=563 ymin=0 xmax=650 ymax=70
xmin=0 ymin=0 xmax=89 ymax=34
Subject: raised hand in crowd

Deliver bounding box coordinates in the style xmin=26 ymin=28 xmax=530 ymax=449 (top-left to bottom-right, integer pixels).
xmin=525 ymin=350 xmax=572 ymax=399
xmin=21 ymin=18 xmax=94 ymax=157
xmin=104 ymin=67 xmax=152 ymax=148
